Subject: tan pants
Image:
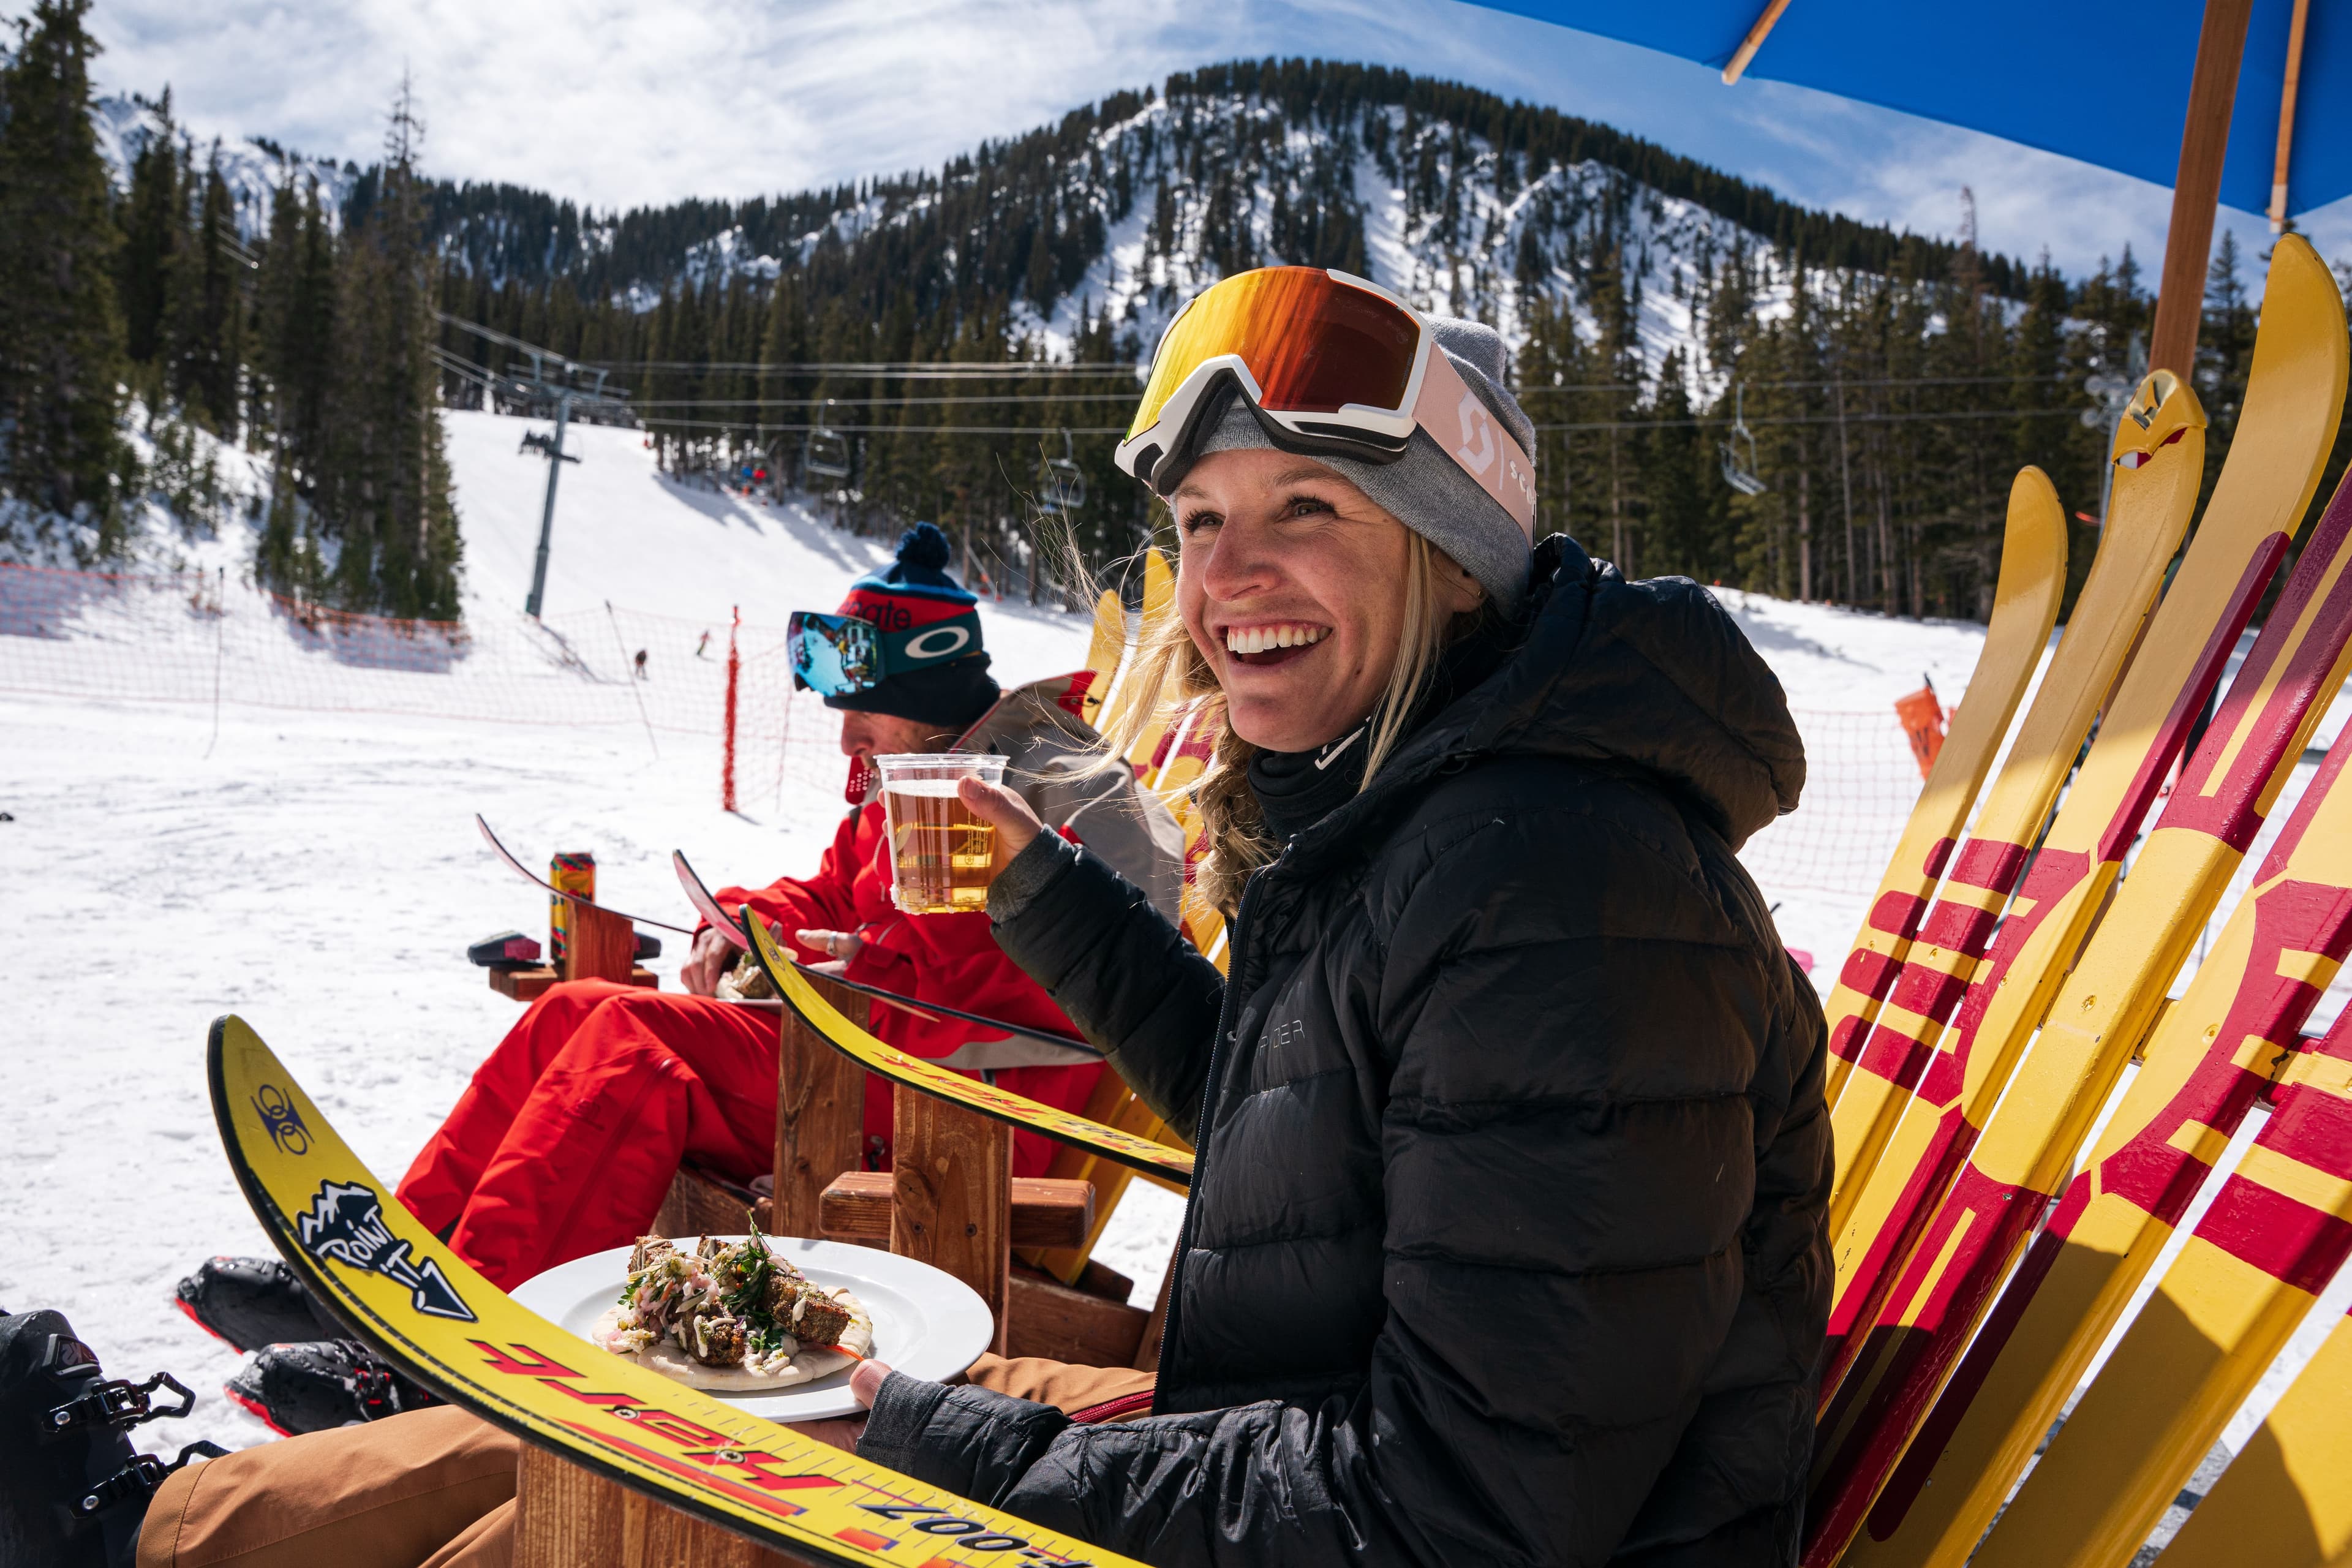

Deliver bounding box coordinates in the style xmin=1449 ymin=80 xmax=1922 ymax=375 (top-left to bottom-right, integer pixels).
xmin=138 ymin=1355 xmax=1155 ymax=1568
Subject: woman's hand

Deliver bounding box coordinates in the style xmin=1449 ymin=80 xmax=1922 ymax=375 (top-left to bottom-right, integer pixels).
xmin=680 ymin=925 xmax=738 ymax=996
xmin=851 ymin=1359 xmax=892 ymax=1408
xmin=797 ymin=928 xmax=865 ymax=967
xmin=958 ymin=777 xmax=1044 ymax=867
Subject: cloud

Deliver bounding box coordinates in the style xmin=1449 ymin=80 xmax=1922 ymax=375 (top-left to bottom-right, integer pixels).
xmin=78 ymin=0 xmax=2352 ymax=276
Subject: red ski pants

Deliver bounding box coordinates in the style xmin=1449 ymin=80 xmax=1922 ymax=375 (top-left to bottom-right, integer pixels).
xmin=396 ymin=982 xmax=779 ymax=1291
xmin=396 ymin=982 xmax=1101 ymax=1292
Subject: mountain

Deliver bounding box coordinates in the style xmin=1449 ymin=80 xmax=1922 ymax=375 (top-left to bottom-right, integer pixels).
xmin=66 ymin=54 xmax=2256 ymax=628
xmin=91 ymin=59 xmax=2021 ymax=380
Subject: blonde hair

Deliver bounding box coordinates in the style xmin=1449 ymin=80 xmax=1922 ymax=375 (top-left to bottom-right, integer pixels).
xmin=1097 ymin=530 xmax=1478 ymax=915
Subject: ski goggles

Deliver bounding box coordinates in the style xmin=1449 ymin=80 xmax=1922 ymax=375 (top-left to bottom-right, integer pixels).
xmin=786 ymin=606 xmax=982 ymax=695
xmin=1117 ymin=266 xmax=1536 ymax=538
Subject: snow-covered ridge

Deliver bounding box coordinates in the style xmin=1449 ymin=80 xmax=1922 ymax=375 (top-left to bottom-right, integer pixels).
xmin=91 ymin=91 xmax=358 ymax=242
xmin=613 ymin=88 xmax=1918 ymax=401
xmin=83 ymin=75 xmax=1934 ymax=393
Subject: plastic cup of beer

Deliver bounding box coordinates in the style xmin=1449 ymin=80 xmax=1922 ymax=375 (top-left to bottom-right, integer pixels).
xmin=875 ymin=753 xmax=1009 ymax=915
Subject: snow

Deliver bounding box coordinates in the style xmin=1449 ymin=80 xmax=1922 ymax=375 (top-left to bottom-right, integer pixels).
xmin=2 ymin=405 xmax=2343 ymax=1495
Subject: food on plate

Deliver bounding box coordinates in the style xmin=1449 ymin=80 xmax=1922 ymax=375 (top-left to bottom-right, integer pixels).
xmin=590 ymin=1228 xmax=873 ymax=1392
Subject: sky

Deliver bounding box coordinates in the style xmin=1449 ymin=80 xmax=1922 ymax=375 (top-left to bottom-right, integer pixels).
xmin=78 ymin=0 xmax=2352 ymax=284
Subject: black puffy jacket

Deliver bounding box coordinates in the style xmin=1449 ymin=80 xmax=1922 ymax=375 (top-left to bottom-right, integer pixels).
xmin=859 ymin=536 xmax=1832 ymax=1566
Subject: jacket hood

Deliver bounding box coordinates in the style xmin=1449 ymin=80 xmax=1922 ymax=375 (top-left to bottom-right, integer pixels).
xmin=1334 ymin=533 xmax=1805 ymax=854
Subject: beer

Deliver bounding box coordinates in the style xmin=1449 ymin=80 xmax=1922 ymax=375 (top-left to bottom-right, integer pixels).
xmin=875 ymin=753 xmax=1008 ymax=915
xmin=549 ymin=851 xmax=595 ymax=965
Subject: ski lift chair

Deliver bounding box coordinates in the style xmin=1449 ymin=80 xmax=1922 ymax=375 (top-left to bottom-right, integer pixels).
xmin=803 ymin=401 xmax=853 ymax=482
xmin=1040 ymin=430 xmax=1088 ymax=516
xmin=1719 ymin=383 xmax=1768 ymax=497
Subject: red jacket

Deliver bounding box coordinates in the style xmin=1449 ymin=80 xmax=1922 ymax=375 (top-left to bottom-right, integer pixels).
xmin=715 ymin=801 xmax=1101 ymax=1177
xmin=712 ymin=673 xmax=1186 ymax=1176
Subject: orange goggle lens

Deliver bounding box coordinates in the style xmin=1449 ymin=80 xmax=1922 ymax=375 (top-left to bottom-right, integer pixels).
xmin=1126 ymin=268 xmax=1421 ymax=441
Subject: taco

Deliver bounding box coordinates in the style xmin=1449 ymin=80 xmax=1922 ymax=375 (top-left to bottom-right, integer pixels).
xmin=589 ymin=1229 xmax=873 ymax=1392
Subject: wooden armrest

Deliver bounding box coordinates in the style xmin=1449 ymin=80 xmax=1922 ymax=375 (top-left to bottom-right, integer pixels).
xmin=818 ymin=1170 xmax=1093 ymax=1250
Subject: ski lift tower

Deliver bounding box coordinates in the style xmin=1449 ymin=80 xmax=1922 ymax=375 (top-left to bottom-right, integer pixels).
xmin=1720 ymin=383 xmax=1768 ymax=497
xmin=434 ymin=313 xmax=635 ymax=618
xmin=518 ymin=358 xmax=634 ymax=619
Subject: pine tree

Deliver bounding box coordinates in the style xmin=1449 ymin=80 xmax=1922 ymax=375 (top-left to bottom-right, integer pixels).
xmin=0 ymin=0 xmax=128 ymax=543
xmin=118 ymin=89 xmax=178 ymax=369
xmin=278 ymin=78 xmax=461 ymax=617
xmin=168 ymin=143 xmax=240 ymax=428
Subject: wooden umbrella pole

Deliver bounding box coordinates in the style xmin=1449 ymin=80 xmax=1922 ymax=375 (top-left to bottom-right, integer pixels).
xmin=1722 ymin=0 xmax=1795 ymax=85
xmin=2271 ymin=0 xmax=2312 ymax=232
xmin=2149 ymin=0 xmax=2256 ymax=379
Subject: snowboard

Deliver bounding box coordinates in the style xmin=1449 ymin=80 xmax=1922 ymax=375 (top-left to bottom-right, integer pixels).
xmin=743 ymin=908 xmax=1196 ymax=1189
xmin=208 ymin=1014 xmax=1140 ymax=1568
xmin=1818 ymin=469 xmax=2066 ymax=1109
xmin=1817 ymin=233 xmax=2351 ymax=1425
xmin=1811 ymin=418 xmax=2352 ymax=1565
xmin=673 ymin=851 xmax=1097 ymax=1057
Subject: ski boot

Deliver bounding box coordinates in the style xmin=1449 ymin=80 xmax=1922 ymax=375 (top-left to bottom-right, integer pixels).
xmin=224 ymin=1340 xmax=436 ymax=1436
xmin=172 ymin=1256 xmax=342 ymax=1352
xmin=0 ymin=1306 xmax=225 ymax=1568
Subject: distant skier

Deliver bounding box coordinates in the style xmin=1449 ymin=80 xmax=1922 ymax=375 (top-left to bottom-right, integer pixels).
xmin=694 ymin=630 xmax=710 ymax=658
xmin=632 ymin=647 xmax=647 ymax=680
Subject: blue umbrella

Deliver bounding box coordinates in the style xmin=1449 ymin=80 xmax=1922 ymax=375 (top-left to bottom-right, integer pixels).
xmin=1461 ymin=1 xmax=2321 ymax=373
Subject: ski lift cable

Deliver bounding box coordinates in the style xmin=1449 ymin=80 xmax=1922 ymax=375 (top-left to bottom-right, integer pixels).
xmin=1516 ymin=371 xmax=2079 ymax=397
xmin=621 ymin=404 xmax=2095 ymax=438
xmin=619 ymin=393 xmax=1149 ymax=409
xmin=584 ymin=360 xmax=1143 ymax=377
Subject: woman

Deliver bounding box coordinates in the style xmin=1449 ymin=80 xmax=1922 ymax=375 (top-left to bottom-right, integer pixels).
xmin=846 ymin=271 xmax=1831 ymax=1565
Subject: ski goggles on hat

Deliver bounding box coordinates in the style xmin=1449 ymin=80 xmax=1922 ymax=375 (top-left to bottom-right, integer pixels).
xmin=1117 ymin=266 xmax=1536 ymax=539
xmin=786 ymin=606 xmax=982 ymax=695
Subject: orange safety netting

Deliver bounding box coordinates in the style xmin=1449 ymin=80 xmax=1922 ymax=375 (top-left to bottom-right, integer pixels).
xmin=0 ymin=560 xmax=847 ymax=810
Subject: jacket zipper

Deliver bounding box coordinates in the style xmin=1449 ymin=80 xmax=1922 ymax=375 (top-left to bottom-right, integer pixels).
xmin=1151 ymin=869 xmax=1268 ymax=1400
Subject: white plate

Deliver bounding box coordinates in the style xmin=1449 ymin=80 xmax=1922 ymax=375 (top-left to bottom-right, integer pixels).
xmin=511 ymin=1235 xmax=993 ymax=1422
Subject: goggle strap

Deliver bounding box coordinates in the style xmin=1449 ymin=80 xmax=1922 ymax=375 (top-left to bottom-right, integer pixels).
xmin=1412 ymin=349 xmax=1537 ymax=542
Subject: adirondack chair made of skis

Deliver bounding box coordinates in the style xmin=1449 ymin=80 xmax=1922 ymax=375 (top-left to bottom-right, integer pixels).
xmin=1795 ymin=233 xmax=2352 ymax=1568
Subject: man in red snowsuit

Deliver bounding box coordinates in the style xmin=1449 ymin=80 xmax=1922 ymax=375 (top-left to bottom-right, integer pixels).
xmin=386 ymin=527 xmax=1182 ymax=1298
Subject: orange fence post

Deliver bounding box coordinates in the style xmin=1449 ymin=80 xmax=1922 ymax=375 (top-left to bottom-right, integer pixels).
xmin=722 ymin=603 xmax=741 ymax=812
xmin=1893 ymin=681 xmax=1946 ymax=780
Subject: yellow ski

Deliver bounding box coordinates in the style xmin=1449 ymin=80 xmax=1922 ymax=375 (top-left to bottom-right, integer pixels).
xmin=745 ymin=911 xmax=1197 ymax=1189
xmin=1969 ymin=1000 xmax=2352 ymax=1568
xmin=1820 ymin=470 xmax=2067 ymax=1107
xmin=1822 ymin=374 xmax=2203 ymax=1236
xmin=208 ymin=1014 xmax=1143 ymax=1568
xmin=2152 ymin=1302 xmax=2352 ymax=1568
xmin=1831 ymin=730 xmax=2352 ymax=1568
